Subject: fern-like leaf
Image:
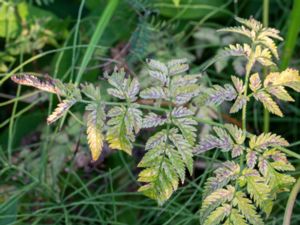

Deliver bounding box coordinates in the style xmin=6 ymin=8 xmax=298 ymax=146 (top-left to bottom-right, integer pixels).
xmin=81 ymin=83 xmax=101 ymax=101
xmin=231 ymin=75 xmax=244 ymax=94
xmin=168 ymin=130 xmax=193 ymax=175
xmin=203 ymin=162 xmax=240 ymax=198
xmin=47 ymin=99 xmax=76 ymax=124
xmin=206 ymin=84 xmax=237 ymax=106
xmin=11 ymin=73 xmax=64 ymax=95
xmin=230 ymin=95 xmax=247 ymax=113
xmin=264 ymin=68 xmax=300 ymax=92
xmin=253 ymin=90 xmax=283 ymax=117
xmin=86 ymin=103 xmax=105 ymax=161
xmin=266 ymin=86 xmax=294 ymax=102
xmin=138 ymin=128 xmax=192 ymax=204
xmin=222 ymin=43 xmax=251 ymax=58
xmin=172 ymin=116 xmax=197 ymax=145
xmin=106 ymin=105 xmax=142 ymax=155
xmin=246 ymin=150 xmax=257 ymax=169
xmin=224 ymin=124 xmax=245 ymax=145
xmin=107 ymin=68 xmax=140 ymax=101
xmin=233 ymin=191 xmax=264 ymax=225
xmin=228 ymin=208 xmax=248 ymax=225
xmin=260 ymin=149 xmax=295 ymax=195
xmin=253 ymin=45 xmax=274 ymax=67
xmin=140 ymin=86 xmax=167 ymax=99
xmin=249 ymin=73 xmax=262 ymax=93
xmin=241 ymin=168 xmax=272 ymax=214
xmin=203 ymin=204 xmax=231 ymax=225
xmin=142 ymin=112 xmax=166 ymax=128
xmin=141 ymin=59 xmax=201 ymax=106
xmin=249 ymin=132 xmax=289 ymax=151
xmin=219 ymin=17 xmax=282 ymax=59
xmin=196 ymin=126 xmax=236 ymax=153
xmin=167 ymin=58 xmax=189 ymax=76
xmin=200 ymin=185 xmax=235 ymax=222
xmin=146 ymin=59 xmax=168 ymax=79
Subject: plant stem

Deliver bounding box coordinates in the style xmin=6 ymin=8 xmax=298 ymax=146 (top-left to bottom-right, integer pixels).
xmin=283 ymin=177 xmax=300 ymax=225
xmin=103 ymin=101 xmax=167 ymax=112
xmin=103 ymin=100 xmax=227 ymax=128
xmin=101 ymin=100 xmax=300 ymax=159
xmin=263 ymin=0 xmax=270 ymax=133
xmin=263 ymin=0 xmax=269 ymax=27
xmin=241 ymin=67 xmax=252 ymax=131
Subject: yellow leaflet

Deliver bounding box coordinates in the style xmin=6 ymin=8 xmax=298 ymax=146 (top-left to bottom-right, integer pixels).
xmin=87 ymin=120 xmax=103 ymax=161
xmin=86 ymin=106 xmax=104 ymax=161
xmin=106 ymin=133 xmax=132 ymax=155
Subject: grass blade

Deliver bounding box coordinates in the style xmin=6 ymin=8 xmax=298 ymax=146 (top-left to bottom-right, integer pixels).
xmin=280 ymin=0 xmax=300 ymax=69
xmin=75 ymin=0 xmax=119 ymax=85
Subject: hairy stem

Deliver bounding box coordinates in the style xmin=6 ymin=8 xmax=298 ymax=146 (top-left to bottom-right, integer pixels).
xmin=283 ymin=177 xmax=300 ymax=225
xmin=241 ymin=66 xmax=252 ymax=132
xmin=63 ymin=91 xmax=300 ymax=161
xmin=263 ymin=0 xmax=270 ymax=133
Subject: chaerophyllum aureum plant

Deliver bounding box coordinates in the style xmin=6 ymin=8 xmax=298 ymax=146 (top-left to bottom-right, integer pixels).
xmin=10 ymin=17 xmax=300 ymax=224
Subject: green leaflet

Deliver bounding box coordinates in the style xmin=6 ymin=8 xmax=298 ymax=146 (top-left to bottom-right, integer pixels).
xmin=241 ymin=168 xmax=272 ymax=214
xmin=200 ymin=185 xmax=235 ymax=222
xmin=86 ymin=103 xmax=105 ymax=161
xmin=136 ymin=59 xmax=201 ymax=204
xmin=233 ymin=191 xmax=264 ymax=225
xmin=106 ymin=105 xmax=142 ymax=155
xmin=203 ymin=204 xmax=231 ymax=225
xmin=140 ymin=58 xmax=201 ymax=105
xmin=138 ymin=128 xmax=193 ymax=205
xmin=105 ymin=68 xmax=142 ymax=155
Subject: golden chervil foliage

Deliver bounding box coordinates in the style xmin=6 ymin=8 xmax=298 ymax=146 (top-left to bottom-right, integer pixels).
xmin=206 ymin=17 xmax=300 ymax=117
xmin=250 ymin=69 xmax=300 ymax=117
xmin=137 ymin=59 xmax=200 ymax=204
xmin=11 ymin=59 xmax=202 ymax=205
xmin=198 ymin=125 xmax=295 ymax=225
xmin=10 ymin=17 xmax=298 ymax=224
xmin=197 ymin=17 xmax=298 ymax=225
xmin=82 ymin=84 xmax=105 ymax=161
xmin=105 ymin=68 xmax=142 ymax=155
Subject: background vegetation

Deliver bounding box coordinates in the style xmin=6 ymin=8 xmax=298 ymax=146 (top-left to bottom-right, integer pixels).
xmin=0 ymin=0 xmax=299 ymax=224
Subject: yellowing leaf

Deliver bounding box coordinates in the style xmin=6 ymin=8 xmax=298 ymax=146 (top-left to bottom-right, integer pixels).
xmin=242 ymin=168 xmax=272 ymax=214
xmin=106 ymin=105 xmax=142 ymax=155
xmin=253 ymin=91 xmax=283 ymax=117
xmin=200 ymin=185 xmax=235 ymax=222
xmin=249 ymin=73 xmax=261 ymax=92
xmin=47 ymin=99 xmax=76 ymax=124
xmin=266 ymin=86 xmax=294 ymax=102
xmin=86 ymin=104 xmax=105 ymax=161
xmin=138 ymin=128 xmax=194 ymax=205
xmin=233 ymin=191 xmax=264 ymax=225
xmin=11 ymin=73 xmax=64 ymax=95
xmin=203 ymin=204 xmax=231 ymax=225
xmin=253 ymin=45 xmax=274 ymax=67
xmin=230 ymin=95 xmax=247 ymax=113
xmin=264 ymin=68 xmax=300 ymax=92
xmin=249 ymin=132 xmax=289 ymax=150
xmin=231 ymin=75 xmax=244 ymax=93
